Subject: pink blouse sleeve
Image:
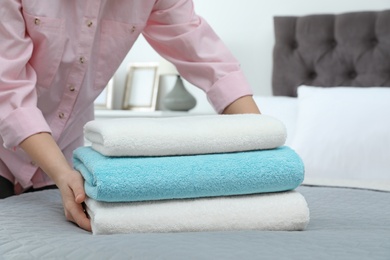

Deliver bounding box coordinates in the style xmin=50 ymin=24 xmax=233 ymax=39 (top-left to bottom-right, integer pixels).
xmin=0 ymin=0 xmax=51 ymax=149
xmin=143 ymin=0 xmax=253 ymax=113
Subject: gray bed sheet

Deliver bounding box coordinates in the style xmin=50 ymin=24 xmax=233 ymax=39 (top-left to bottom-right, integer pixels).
xmin=0 ymin=186 xmax=389 ymax=260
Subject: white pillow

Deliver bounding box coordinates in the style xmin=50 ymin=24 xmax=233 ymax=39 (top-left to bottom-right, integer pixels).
xmin=291 ymin=86 xmax=390 ymax=191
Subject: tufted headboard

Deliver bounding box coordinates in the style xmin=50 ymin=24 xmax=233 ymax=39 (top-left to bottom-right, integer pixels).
xmin=272 ymin=10 xmax=390 ymax=97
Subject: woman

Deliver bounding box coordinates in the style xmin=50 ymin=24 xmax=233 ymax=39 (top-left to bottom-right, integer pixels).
xmin=0 ymin=0 xmax=260 ymax=231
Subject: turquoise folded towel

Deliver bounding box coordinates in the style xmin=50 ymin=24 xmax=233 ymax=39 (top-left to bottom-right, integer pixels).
xmin=73 ymin=146 xmax=304 ymax=202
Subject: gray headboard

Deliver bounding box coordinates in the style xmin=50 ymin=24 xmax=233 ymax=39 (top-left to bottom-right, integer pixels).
xmin=272 ymin=10 xmax=390 ymax=97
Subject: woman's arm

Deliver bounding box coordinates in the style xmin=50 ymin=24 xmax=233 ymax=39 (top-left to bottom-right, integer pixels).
xmin=222 ymin=96 xmax=261 ymax=115
xmin=19 ymin=133 xmax=91 ymax=231
xmin=0 ymin=1 xmax=90 ymax=231
xmin=143 ymin=0 xmax=255 ymax=114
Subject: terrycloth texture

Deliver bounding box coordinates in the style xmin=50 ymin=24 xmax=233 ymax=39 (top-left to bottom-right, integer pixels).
xmin=83 ymin=114 xmax=287 ymax=156
xmin=73 ymin=146 xmax=304 ymax=202
xmin=86 ymin=190 xmax=310 ymax=234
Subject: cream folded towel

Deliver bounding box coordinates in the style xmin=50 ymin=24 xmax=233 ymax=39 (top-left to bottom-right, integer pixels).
xmin=84 ymin=114 xmax=287 ymax=156
xmin=86 ymin=191 xmax=310 ymax=235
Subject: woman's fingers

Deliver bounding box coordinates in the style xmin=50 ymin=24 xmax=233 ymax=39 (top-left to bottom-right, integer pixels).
xmin=66 ymin=200 xmax=92 ymax=231
xmin=59 ymin=170 xmax=92 ymax=232
xmin=70 ymin=174 xmax=86 ymax=204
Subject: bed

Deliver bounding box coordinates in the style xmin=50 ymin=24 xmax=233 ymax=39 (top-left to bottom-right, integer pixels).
xmin=1 ymin=10 xmax=390 ymax=259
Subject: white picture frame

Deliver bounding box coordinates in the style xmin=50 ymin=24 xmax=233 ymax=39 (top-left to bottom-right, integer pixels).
xmin=94 ymin=78 xmax=114 ymax=110
xmin=122 ymin=62 xmax=159 ymax=111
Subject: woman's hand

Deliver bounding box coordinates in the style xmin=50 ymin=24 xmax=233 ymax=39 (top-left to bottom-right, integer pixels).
xmin=20 ymin=132 xmax=91 ymax=231
xmin=56 ymin=169 xmax=91 ymax=231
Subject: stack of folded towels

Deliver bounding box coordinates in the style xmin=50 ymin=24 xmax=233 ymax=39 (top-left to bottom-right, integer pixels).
xmin=73 ymin=114 xmax=310 ymax=235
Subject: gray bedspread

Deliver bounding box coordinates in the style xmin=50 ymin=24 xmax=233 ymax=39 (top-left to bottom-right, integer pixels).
xmin=0 ymin=186 xmax=389 ymax=260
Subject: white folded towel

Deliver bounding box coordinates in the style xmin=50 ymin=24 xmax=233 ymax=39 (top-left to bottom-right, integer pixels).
xmin=84 ymin=114 xmax=287 ymax=156
xmin=86 ymin=191 xmax=310 ymax=235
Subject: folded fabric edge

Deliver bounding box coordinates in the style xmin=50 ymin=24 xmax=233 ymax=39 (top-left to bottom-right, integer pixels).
xmin=83 ymin=114 xmax=287 ymax=157
xmin=86 ymin=191 xmax=310 ymax=235
xmin=74 ymin=146 xmax=305 ymax=202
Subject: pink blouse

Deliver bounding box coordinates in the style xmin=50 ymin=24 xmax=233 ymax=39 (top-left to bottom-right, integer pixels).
xmin=0 ymin=0 xmax=253 ymax=190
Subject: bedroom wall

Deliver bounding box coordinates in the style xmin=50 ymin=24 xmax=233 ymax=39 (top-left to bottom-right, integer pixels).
xmin=111 ymin=0 xmax=389 ymax=111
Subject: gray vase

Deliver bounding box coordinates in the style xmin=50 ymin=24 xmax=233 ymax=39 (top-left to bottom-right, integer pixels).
xmin=163 ymin=75 xmax=197 ymax=111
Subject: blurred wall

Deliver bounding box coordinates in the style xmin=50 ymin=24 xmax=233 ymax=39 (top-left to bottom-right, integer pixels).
xmin=111 ymin=0 xmax=389 ymax=111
